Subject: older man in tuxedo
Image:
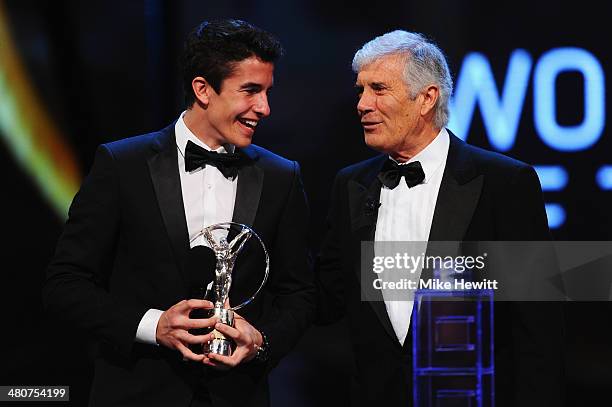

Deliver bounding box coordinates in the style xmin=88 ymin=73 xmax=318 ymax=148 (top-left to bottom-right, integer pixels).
xmin=316 ymin=30 xmax=564 ymax=406
xmin=44 ymin=19 xmax=315 ymax=407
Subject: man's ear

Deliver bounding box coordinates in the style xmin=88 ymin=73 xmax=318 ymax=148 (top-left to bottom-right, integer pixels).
xmin=420 ymin=85 xmax=440 ymax=118
xmin=192 ymin=76 xmax=213 ymax=106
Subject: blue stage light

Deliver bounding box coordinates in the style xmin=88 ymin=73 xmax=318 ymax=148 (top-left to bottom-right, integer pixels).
xmin=534 ymin=48 xmax=605 ymax=152
xmin=545 ymin=203 xmax=566 ymax=229
xmin=449 ymin=47 xmax=604 ymax=154
xmin=596 ymin=166 xmax=612 ymax=190
xmin=448 ymin=49 xmax=531 ymax=151
xmin=534 ymin=165 xmax=568 ymax=191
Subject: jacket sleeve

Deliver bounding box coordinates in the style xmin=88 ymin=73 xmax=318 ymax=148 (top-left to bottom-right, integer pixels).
xmin=495 ymin=165 xmax=551 ymax=240
xmin=256 ymin=161 xmax=316 ymax=367
xmin=43 ymin=145 xmax=149 ymax=358
xmin=314 ymin=171 xmax=349 ymax=325
xmin=499 ymin=164 xmax=566 ymax=406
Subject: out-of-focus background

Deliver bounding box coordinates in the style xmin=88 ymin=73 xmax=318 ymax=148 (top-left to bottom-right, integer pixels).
xmin=1 ymin=0 xmax=610 ymax=405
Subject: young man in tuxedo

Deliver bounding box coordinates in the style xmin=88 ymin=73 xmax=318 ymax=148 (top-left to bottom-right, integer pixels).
xmin=315 ymin=30 xmax=564 ymax=406
xmin=44 ymin=19 xmax=315 ymax=407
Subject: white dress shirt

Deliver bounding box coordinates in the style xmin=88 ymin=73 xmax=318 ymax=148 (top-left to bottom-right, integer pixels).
xmin=375 ymin=128 xmax=450 ymax=345
xmin=135 ymin=112 xmax=238 ymax=344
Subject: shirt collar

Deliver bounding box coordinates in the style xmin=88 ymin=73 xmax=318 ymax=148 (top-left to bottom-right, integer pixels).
xmin=390 ymin=128 xmax=450 ymax=183
xmin=175 ymin=111 xmax=235 ymax=157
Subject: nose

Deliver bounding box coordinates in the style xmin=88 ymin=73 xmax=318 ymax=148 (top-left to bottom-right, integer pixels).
xmin=357 ymin=90 xmax=374 ymax=117
xmin=254 ymin=93 xmax=271 ymax=117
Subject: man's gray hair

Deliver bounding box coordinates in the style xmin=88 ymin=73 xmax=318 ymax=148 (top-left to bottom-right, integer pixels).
xmin=352 ymin=30 xmax=453 ymax=129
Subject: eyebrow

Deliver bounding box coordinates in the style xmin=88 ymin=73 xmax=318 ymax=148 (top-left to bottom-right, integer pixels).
xmin=239 ymin=83 xmax=274 ymax=92
xmin=354 ymin=81 xmax=388 ymax=89
xmin=370 ymin=81 xmax=388 ymax=89
xmin=240 ymin=82 xmax=263 ymax=89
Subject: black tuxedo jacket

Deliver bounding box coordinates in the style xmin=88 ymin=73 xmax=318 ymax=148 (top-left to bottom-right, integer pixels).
xmin=316 ymin=132 xmax=564 ymax=407
xmin=44 ymin=123 xmax=315 ymax=407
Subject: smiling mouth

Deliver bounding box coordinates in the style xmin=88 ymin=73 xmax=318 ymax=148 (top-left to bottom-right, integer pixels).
xmin=238 ymin=118 xmax=258 ymax=130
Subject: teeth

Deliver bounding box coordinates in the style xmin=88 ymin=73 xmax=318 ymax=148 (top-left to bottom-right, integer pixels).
xmin=241 ymin=119 xmax=257 ymax=127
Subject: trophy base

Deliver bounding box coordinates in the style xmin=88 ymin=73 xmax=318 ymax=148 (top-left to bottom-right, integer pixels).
xmin=203 ymin=307 xmax=235 ymax=356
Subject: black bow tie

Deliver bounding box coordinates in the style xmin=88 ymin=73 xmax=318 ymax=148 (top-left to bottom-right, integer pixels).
xmin=378 ymin=159 xmax=425 ymax=189
xmin=184 ymin=140 xmax=245 ymax=179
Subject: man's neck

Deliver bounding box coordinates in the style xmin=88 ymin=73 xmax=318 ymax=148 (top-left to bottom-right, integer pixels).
xmin=183 ymin=108 xmax=223 ymax=150
xmin=390 ymin=126 xmax=441 ymax=162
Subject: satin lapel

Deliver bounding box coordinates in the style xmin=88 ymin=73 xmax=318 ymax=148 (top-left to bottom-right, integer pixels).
xmin=147 ymin=127 xmax=190 ymax=288
xmin=428 ymin=132 xmax=483 ymax=243
xmin=347 ymin=156 xmax=386 ymax=251
xmin=348 ymin=155 xmax=399 ymax=345
xmin=229 ymin=146 xmax=263 ymax=241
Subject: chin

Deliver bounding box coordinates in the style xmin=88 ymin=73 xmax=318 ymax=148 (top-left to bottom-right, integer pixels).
xmin=232 ymin=137 xmax=253 ymax=149
xmin=364 ymin=133 xmax=387 ymax=153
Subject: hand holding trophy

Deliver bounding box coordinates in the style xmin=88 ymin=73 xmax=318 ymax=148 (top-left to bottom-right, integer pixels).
xmin=192 ymin=222 xmax=269 ymax=357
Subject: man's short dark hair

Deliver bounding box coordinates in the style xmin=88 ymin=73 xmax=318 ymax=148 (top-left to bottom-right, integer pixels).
xmin=182 ymin=19 xmax=283 ymax=108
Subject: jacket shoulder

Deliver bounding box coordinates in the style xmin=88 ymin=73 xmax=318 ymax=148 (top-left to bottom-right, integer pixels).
xmin=102 ymin=130 xmax=165 ymax=160
xmin=466 ymin=143 xmax=530 ymax=170
xmin=451 ymin=136 xmax=535 ymax=184
xmin=336 ymin=155 xmax=386 ymax=181
xmin=246 ymin=144 xmax=297 ymax=173
xmin=454 ymin=140 xmax=541 ymax=194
